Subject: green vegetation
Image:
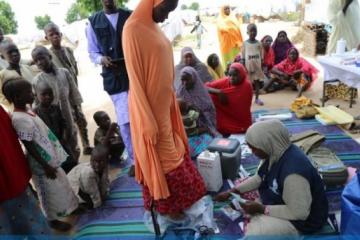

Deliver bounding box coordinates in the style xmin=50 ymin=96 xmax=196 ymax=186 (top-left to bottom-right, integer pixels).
xmin=0 ymin=1 xmax=18 ymax=34
xmin=65 ymin=0 xmax=129 ymax=24
xmin=181 ymin=2 xmax=200 ymax=11
xmin=279 ymin=12 xmax=301 ymax=22
xmin=66 ymin=3 xmax=89 ymax=24
xmin=34 ymin=15 xmax=52 ymax=30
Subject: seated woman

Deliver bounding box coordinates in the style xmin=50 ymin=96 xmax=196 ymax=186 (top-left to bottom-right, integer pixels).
xmin=261 ymin=35 xmax=275 ymax=78
xmin=272 ymin=31 xmax=294 ymax=65
xmin=214 ymin=120 xmax=328 ymax=236
xmin=177 ymin=98 xmax=213 ymax=158
xmin=262 ymin=35 xmax=282 ymax=93
xmin=174 ymin=47 xmax=213 ymax=89
xmin=207 ymin=53 xmax=225 ymax=80
xmin=206 ymin=62 xmax=252 ymax=136
xmin=269 ymin=48 xmax=318 ymax=97
xmin=176 ymin=66 xmax=220 ymax=137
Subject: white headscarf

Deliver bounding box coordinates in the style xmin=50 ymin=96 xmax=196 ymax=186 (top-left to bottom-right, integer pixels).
xmin=245 ymin=119 xmax=291 ymax=169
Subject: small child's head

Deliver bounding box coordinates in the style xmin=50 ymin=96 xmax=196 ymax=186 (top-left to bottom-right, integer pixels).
xmin=207 ymin=53 xmax=220 ymax=69
xmin=177 ymin=98 xmax=189 ymax=115
xmin=35 ymin=80 xmax=54 ymax=108
xmin=0 ymin=41 xmax=21 ymax=65
xmin=31 ymin=46 xmax=53 ymax=73
xmin=93 ymin=111 xmax=111 ymax=130
xmin=90 ymin=145 xmax=109 ymax=174
xmin=2 ymin=78 xmax=34 ymax=107
xmin=261 ymin=35 xmax=273 ymax=49
xmin=44 ymin=23 xmax=62 ymax=48
xmin=247 ymin=23 xmax=257 ymax=40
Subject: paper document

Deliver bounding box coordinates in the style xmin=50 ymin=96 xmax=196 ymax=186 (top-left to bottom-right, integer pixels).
xmin=230 ymin=192 xmax=248 ymax=204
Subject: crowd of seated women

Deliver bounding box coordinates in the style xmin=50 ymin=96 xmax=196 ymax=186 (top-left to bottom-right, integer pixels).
xmin=174 ymin=31 xmax=318 ymax=157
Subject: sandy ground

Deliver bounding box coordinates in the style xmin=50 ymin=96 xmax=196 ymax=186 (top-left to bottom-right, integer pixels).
xmin=30 ymin=18 xmax=359 ymax=234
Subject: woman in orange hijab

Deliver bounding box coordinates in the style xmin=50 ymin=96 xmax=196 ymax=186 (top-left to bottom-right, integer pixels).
xmin=217 ymin=5 xmax=243 ymax=68
xmin=122 ymin=0 xmax=206 ymax=217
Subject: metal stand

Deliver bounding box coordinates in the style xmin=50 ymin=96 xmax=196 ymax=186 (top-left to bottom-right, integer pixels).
xmin=322 ymin=79 xmax=339 ymax=107
xmin=322 ymin=79 xmax=356 ymax=108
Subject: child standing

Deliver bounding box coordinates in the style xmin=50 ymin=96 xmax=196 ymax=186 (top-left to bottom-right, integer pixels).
xmin=32 ymin=46 xmax=82 ymax=162
xmin=93 ymin=111 xmax=125 ymax=163
xmin=0 ymin=41 xmax=38 ymax=109
xmin=241 ymin=23 xmax=265 ymax=106
xmin=2 ymin=78 xmax=78 ymax=231
xmin=34 ymin=80 xmax=77 ymax=173
xmin=190 ymin=16 xmax=207 ymax=49
xmin=67 ymin=123 xmax=118 ymax=209
xmin=44 ymin=23 xmax=93 ymax=155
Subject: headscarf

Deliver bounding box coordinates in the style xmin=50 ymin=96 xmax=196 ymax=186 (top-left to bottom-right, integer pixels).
xmin=229 ymin=62 xmax=247 ymax=82
xmin=176 ymin=66 xmax=219 ymax=136
xmin=0 ymin=106 xmax=31 ymax=202
xmin=206 ymin=54 xmax=225 ymax=80
xmin=272 ymin=31 xmax=294 ymax=65
xmin=261 ymin=35 xmax=275 ymax=70
xmin=217 ymin=5 xmax=243 ymax=55
xmin=274 ymin=47 xmax=319 ymax=86
xmin=175 ymin=47 xmax=213 ymax=90
xmin=245 ymin=119 xmax=291 ymax=169
xmin=206 ymin=62 xmax=253 ymax=134
xmin=123 ymin=0 xmax=189 ymax=200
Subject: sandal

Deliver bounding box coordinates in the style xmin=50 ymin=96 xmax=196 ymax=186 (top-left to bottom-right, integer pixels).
xmin=255 ymin=99 xmax=264 ymax=106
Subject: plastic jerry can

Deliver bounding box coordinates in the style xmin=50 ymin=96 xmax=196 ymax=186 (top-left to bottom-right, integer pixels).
xmin=197 ymin=151 xmax=223 ymax=192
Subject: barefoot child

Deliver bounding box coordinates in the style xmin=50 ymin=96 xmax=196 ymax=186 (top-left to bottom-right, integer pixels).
xmin=241 ymin=23 xmax=265 ymax=105
xmin=93 ymin=111 xmax=125 ymax=163
xmin=34 ymin=80 xmax=77 ymax=173
xmin=44 ymin=23 xmax=93 ymax=155
xmin=2 ymin=78 xmax=78 ymax=231
xmin=67 ymin=123 xmax=118 ymax=209
xmin=0 ymin=41 xmax=37 ymax=109
xmin=32 ymin=46 xmax=82 ymax=162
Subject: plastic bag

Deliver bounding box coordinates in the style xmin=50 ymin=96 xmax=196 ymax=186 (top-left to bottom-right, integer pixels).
xmin=341 ymin=172 xmax=360 ymax=235
xmin=184 ymin=195 xmax=217 ymax=230
xmin=221 ymin=205 xmax=242 ymax=221
xmin=143 ymin=195 xmax=218 ymax=237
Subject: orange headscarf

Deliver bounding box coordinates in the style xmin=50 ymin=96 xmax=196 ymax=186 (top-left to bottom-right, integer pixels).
xmin=123 ymin=0 xmax=188 ymax=200
xmin=217 ymin=5 xmax=243 ymax=55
